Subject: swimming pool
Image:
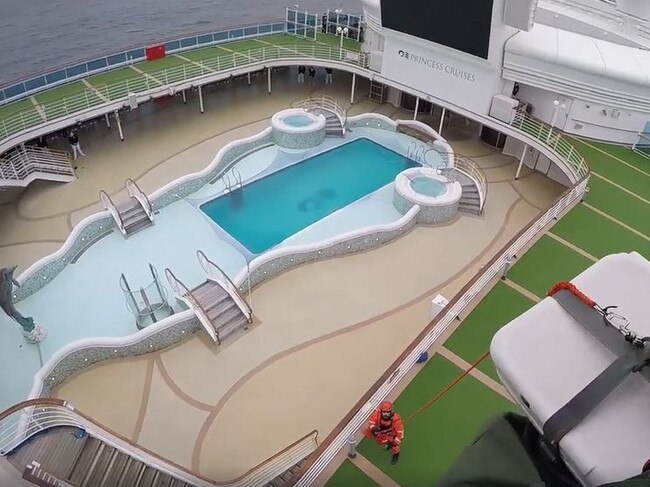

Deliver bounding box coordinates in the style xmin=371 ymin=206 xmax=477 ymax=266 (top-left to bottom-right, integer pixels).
xmin=283 ymin=115 xmax=314 ymax=127
xmin=200 ymin=138 xmax=418 ymax=253
xmin=410 ymin=177 xmax=445 ymax=197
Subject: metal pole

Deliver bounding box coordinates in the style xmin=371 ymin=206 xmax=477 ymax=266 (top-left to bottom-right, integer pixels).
xmin=413 ymin=96 xmax=420 ymax=121
xmin=438 ymin=107 xmax=446 ymax=135
xmin=198 ymin=85 xmax=204 ymax=113
xmin=515 ymin=144 xmax=527 ymax=180
xmin=115 ymin=110 xmax=124 ymax=141
xmin=247 ymin=260 xmax=252 ymax=309
xmin=267 ymin=67 xmax=272 ymax=94
xmin=104 ymin=113 xmax=111 ymax=129
xmin=350 ymin=73 xmax=356 ymax=105
xmin=182 ymin=89 xmax=186 ymax=104
xmin=247 ymin=72 xmax=251 ymax=85
xmin=347 ymin=433 xmax=357 ymax=459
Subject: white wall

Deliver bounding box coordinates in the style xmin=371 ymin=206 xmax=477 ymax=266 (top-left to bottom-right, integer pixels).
xmin=515 ymin=83 xmax=649 ymax=144
xmin=379 ymin=0 xmax=518 ymax=116
xmin=503 ymin=135 xmax=572 ymax=187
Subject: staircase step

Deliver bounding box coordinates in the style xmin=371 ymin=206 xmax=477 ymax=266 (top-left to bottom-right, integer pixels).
xmin=120 ymin=460 xmax=146 ymax=487
xmin=67 ymin=437 xmax=102 ymax=485
xmin=85 ymin=445 xmax=115 ymax=486
xmin=139 ymin=466 xmax=158 ymax=486
xmin=101 ymin=451 xmax=130 ymax=487
xmin=124 ymin=217 xmax=152 ymax=236
xmin=216 ymin=311 xmax=248 ymax=340
xmin=206 ymin=299 xmax=237 ymax=322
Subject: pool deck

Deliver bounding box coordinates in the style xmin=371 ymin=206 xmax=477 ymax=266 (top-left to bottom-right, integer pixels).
xmin=1 ymin=72 xmax=568 ymax=481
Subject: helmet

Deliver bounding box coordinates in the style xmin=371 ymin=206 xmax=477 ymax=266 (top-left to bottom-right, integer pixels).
xmin=379 ymin=401 xmax=394 ymax=420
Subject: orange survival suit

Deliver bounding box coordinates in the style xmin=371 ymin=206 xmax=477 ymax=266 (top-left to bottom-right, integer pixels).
xmin=364 ymin=401 xmax=404 ymax=463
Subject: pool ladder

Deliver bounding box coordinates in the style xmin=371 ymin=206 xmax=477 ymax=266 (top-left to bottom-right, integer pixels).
xmin=223 ymin=167 xmax=243 ymax=193
xmin=406 ymin=142 xmax=427 ymax=165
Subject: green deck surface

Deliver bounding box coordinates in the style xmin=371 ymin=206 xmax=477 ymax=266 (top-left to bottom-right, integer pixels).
xmin=324 ymin=459 xmax=378 ymax=487
xmin=0 ymin=98 xmax=40 ymax=125
xmin=552 ymin=204 xmax=650 ymax=259
xmin=587 ymin=140 xmax=650 ymax=172
xmin=445 ymin=282 xmax=534 ymax=381
xmin=0 ymin=33 xmax=361 ymax=133
xmin=584 ymin=176 xmax=650 ymax=236
xmin=358 ymin=356 xmax=514 ymax=486
xmin=86 ymin=67 xmax=143 ymax=87
xmin=572 ymin=139 xmax=650 ymax=199
xmin=507 ymin=235 xmax=592 ymax=297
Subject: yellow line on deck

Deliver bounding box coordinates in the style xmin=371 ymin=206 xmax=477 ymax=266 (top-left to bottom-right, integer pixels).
xmin=128 ymin=65 xmax=163 ymax=85
xmin=576 ymin=138 xmax=650 ymax=178
xmin=81 ymin=79 xmax=109 ymax=103
xmin=546 ymin=232 xmax=598 ymax=262
xmin=582 ymin=202 xmax=650 ymax=241
xmin=503 ymin=278 xmax=542 ymax=303
xmin=173 ymin=54 xmax=216 ymax=73
xmin=29 ymin=96 xmax=47 ymax=121
xmin=591 ymin=172 xmax=650 ymax=205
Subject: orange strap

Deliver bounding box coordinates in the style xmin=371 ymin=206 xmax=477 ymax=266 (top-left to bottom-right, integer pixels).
xmin=404 ymin=351 xmax=490 ymax=424
xmin=547 ymin=281 xmax=595 ymax=308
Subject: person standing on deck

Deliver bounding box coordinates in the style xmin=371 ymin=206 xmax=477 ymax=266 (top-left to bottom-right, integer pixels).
xmin=68 ymin=130 xmax=85 ymax=160
xmin=364 ymin=401 xmax=404 ymax=464
xmin=297 ymin=65 xmax=306 ymax=84
xmin=308 ymin=66 xmax=316 ymax=85
xmin=325 ymin=67 xmax=333 ymax=84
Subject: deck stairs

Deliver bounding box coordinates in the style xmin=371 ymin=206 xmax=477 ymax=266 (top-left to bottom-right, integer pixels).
xmin=313 ymin=108 xmax=345 ymax=137
xmin=7 ymin=426 xmax=194 ymax=487
xmin=100 ymin=179 xmax=154 ymax=238
xmin=263 ymin=458 xmax=308 ymax=487
xmin=459 ymin=183 xmax=482 ymax=215
xmin=165 ymin=250 xmax=252 ymax=344
xmin=292 ymin=95 xmax=346 ymax=137
xmin=0 ymin=146 xmax=76 ymax=187
xmin=437 ymin=155 xmax=487 ymax=216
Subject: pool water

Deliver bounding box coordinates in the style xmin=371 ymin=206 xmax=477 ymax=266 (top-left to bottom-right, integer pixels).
xmin=283 ymin=115 xmax=314 ymax=127
xmin=410 ymin=177 xmax=446 ymax=197
xmin=200 ymin=138 xmax=418 ymax=253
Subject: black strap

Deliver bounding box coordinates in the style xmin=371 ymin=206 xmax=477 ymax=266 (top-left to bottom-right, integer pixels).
xmin=543 ymin=289 xmax=650 ymax=447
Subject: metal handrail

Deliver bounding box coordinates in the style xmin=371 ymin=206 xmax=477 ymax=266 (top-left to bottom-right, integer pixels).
xmin=292 ymin=94 xmax=347 ymax=129
xmin=164 ymin=267 xmax=219 ymax=343
xmin=453 ymin=155 xmax=488 ymax=214
xmin=0 ymin=44 xmax=367 ymax=147
xmin=511 ymin=109 xmax=590 ymax=179
xmin=291 ymin=174 xmax=590 ymax=486
xmin=196 ymin=250 xmax=252 ymax=322
xmin=125 ymin=178 xmax=153 ymax=220
xmin=0 ymin=146 xmax=74 ymax=182
xmin=0 ymin=399 xmax=214 ymax=486
xmin=99 ymin=190 xmax=126 ymax=234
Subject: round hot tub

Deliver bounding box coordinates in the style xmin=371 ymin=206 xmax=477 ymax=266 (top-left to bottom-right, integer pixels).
xmin=272 ymin=108 xmax=327 ymax=150
xmin=393 ymin=167 xmax=462 ymax=224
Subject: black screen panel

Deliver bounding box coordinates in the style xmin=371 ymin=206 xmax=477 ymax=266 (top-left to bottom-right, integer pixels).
xmin=381 ymin=0 xmax=494 ymax=59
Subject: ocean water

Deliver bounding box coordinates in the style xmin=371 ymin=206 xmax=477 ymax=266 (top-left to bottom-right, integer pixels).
xmin=0 ymin=0 xmax=360 ymax=86
xmin=200 ymin=138 xmax=418 ymax=254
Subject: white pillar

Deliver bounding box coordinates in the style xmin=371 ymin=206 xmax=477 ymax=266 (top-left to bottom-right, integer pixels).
xmin=115 ymin=110 xmax=124 ymax=141
xmin=104 ymin=113 xmax=111 ymax=129
xmin=438 ymin=107 xmax=446 ymax=135
xmin=413 ymin=96 xmax=420 ymax=121
xmin=350 ymin=73 xmax=356 ymax=105
xmin=267 ymin=68 xmax=272 ymax=94
xmin=515 ymin=144 xmax=528 ymax=180
xmin=247 ymin=72 xmax=251 ymax=86
xmin=182 ymin=89 xmax=186 ymax=104
xmin=198 ymin=85 xmax=204 ymax=113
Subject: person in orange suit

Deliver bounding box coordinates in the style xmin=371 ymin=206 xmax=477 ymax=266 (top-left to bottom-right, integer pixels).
xmin=364 ymin=401 xmax=404 ymax=464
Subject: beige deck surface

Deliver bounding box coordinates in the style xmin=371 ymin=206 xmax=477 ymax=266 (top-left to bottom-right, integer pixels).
xmin=2 ymin=71 xmax=562 ymax=481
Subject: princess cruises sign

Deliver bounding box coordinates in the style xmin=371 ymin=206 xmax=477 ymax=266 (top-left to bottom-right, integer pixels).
xmin=397 ymin=49 xmax=477 ymax=83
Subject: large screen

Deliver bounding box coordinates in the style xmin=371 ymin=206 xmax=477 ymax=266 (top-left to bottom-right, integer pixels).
xmin=381 ymin=0 xmax=494 ymax=59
